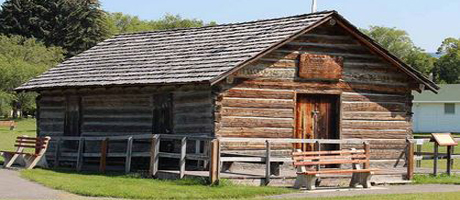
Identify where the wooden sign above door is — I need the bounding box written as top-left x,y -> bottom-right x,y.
298,54 -> 343,80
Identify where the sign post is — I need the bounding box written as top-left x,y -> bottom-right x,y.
431,133 -> 458,176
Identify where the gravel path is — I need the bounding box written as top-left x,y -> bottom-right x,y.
0,169 -> 103,200
267,184 -> 460,199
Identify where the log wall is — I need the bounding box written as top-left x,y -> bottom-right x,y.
215,23 -> 416,160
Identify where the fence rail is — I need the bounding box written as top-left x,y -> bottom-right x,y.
49,135 -> 460,185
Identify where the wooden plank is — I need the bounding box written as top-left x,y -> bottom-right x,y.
293,154 -> 367,161
265,140 -> 271,186
294,159 -> 368,166
99,138 -> 108,173
434,143 -> 438,175
76,138 -> 85,172
364,142 -> 371,169
447,146 -> 453,176
125,137 -> 133,174
180,137 -> 187,179
209,139 -> 220,185
292,149 -> 365,156
299,53 -> 343,80
300,169 -> 374,175
406,140 -> 414,180
149,135 -> 160,177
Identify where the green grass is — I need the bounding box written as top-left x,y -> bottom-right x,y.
21,169 -> 293,199
413,174 -> 460,185
0,118 -> 37,162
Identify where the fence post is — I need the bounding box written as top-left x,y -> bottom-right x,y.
433,142 -> 439,176
447,145 -> 453,176
179,137 -> 187,179
76,138 -> 85,172
99,138 -> 109,173
265,140 -> 271,186
125,137 -> 133,174
364,142 -> 371,169
149,135 -> 160,177
209,139 -> 220,185
406,140 -> 414,180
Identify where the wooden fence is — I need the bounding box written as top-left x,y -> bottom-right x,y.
52,134 -> 214,176
49,136 -> 460,185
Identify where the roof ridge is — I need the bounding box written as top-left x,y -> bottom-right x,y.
115,10 -> 337,36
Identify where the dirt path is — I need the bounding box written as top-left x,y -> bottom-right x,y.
0,169 -> 102,200
267,184 -> 460,199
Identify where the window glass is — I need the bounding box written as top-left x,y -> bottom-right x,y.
445,103 -> 455,114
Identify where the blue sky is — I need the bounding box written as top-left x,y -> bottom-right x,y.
1,0 -> 459,52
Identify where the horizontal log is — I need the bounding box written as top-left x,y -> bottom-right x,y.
234,66 -> 296,79
173,115 -> 212,124
82,107 -> 152,115
230,79 -> 410,94
342,102 -> 406,112
341,120 -> 411,130
341,129 -> 408,139
217,127 -> 293,138
253,59 -> 297,68
341,92 -> 408,103
222,88 -> 295,99
221,107 -> 293,118
221,98 -> 294,109
221,117 -> 294,128
342,112 -> 407,121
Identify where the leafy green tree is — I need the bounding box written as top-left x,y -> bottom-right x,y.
361,26 -> 435,76
106,12 -> 217,35
0,35 -> 64,117
433,38 -> 460,83
0,0 -> 109,57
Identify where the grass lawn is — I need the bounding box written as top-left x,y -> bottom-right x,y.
413,174 -> 460,185
20,170 -> 460,200
21,169 -> 293,199
0,118 -> 37,163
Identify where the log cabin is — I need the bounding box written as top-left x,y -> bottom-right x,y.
17,11 -> 438,170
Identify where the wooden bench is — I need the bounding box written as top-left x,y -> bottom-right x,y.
0,120 -> 16,130
1,136 -> 51,169
292,143 -> 377,190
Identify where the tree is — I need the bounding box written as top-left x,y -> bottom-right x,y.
0,35 -> 64,117
106,12 -> 217,35
0,0 -> 110,57
433,38 -> 460,83
361,26 -> 435,76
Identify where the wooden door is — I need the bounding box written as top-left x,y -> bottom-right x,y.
295,94 -> 339,151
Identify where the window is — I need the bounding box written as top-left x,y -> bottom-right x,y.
444,103 -> 455,115
152,93 -> 173,134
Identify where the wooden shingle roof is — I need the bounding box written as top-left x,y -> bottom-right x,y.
17,10 -> 438,92
17,11 -> 335,91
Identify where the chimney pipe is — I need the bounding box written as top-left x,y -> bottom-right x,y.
311,0 -> 317,13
